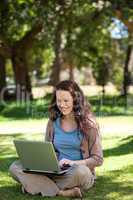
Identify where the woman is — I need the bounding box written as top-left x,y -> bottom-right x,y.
9,80 -> 103,198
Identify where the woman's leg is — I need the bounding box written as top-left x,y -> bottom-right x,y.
9,160 -> 59,197
58,186 -> 82,197
53,164 -> 94,191
9,161 -> 93,198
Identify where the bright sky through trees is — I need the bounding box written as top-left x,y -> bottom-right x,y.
109,18 -> 128,39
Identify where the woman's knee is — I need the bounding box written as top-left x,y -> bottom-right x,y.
72,164 -> 94,190
9,160 -> 22,182
9,162 -> 15,175
72,164 -> 91,178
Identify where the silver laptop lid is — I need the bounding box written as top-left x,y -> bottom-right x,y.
14,140 -> 60,173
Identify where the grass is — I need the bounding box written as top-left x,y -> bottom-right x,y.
0,93 -> 133,199
0,116 -> 133,200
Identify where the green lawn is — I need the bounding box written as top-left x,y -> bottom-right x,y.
0,116 -> 133,200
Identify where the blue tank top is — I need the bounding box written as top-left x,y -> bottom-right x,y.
53,118 -> 83,161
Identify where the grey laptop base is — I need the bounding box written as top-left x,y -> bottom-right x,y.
22,169 -> 67,176
14,140 -> 70,175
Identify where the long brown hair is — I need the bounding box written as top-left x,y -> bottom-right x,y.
48,80 -> 98,136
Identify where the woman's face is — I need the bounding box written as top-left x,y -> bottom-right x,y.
56,90 -> 73,116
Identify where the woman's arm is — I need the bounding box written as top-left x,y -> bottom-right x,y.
85,127 -> 103,169
45,119 -> 54,142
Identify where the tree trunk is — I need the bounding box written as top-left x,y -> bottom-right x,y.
0,55 -> 6,99
48,23 -> 63,86
128,47 -> 133,84
11,23 -> 43,100
122,44 -> 132,97
12,48 -> 33,101
102,84 -> 105,101
69,64 -> 74,81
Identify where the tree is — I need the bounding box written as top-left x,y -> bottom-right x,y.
122,41 -> 132,102
48,0 -> 74,85
0,56 -> 6,97
48,19 -> 64,85
91,0 -> 133,97
11,22 -> 42,99
0,0 -> 44,99
114,3 -> 133,97
0,0 -> 132,96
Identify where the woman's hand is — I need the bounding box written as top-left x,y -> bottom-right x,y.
59,158 -> 88,168
59,158 -> 75,168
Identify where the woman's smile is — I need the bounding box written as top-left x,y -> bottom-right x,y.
56,90 -> 74,116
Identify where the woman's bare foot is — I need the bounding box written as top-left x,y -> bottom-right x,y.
21,186 -> 27,194
58,187 -> 82,198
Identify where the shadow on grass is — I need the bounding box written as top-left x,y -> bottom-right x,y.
0,134 -> 28,164
0,134 -> 26,156
103,136 -> 133,157
0,133 -> 133,199
84,165 -> 133,200
0,162 -> 133,200
0,133 -> 26,139
121,135 -> 133,141
0,156 -> 17,172
0,185 -> 45,200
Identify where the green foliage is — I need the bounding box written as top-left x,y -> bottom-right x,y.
6,59 -> 13,78
0,98 -> 50,120
0,0 -> 132,88
27,47 -> 54,79
0,0 -> 37,41
88,94 -> 133,116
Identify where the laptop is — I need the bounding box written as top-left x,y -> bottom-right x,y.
13,140 -> 70,175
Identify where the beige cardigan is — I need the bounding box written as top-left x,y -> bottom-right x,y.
45,119 -> 103,175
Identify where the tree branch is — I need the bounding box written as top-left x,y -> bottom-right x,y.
14,22 -> 43,50
0,35 -> 11,58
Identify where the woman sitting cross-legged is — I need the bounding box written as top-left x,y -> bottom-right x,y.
9,80 -> 103,198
